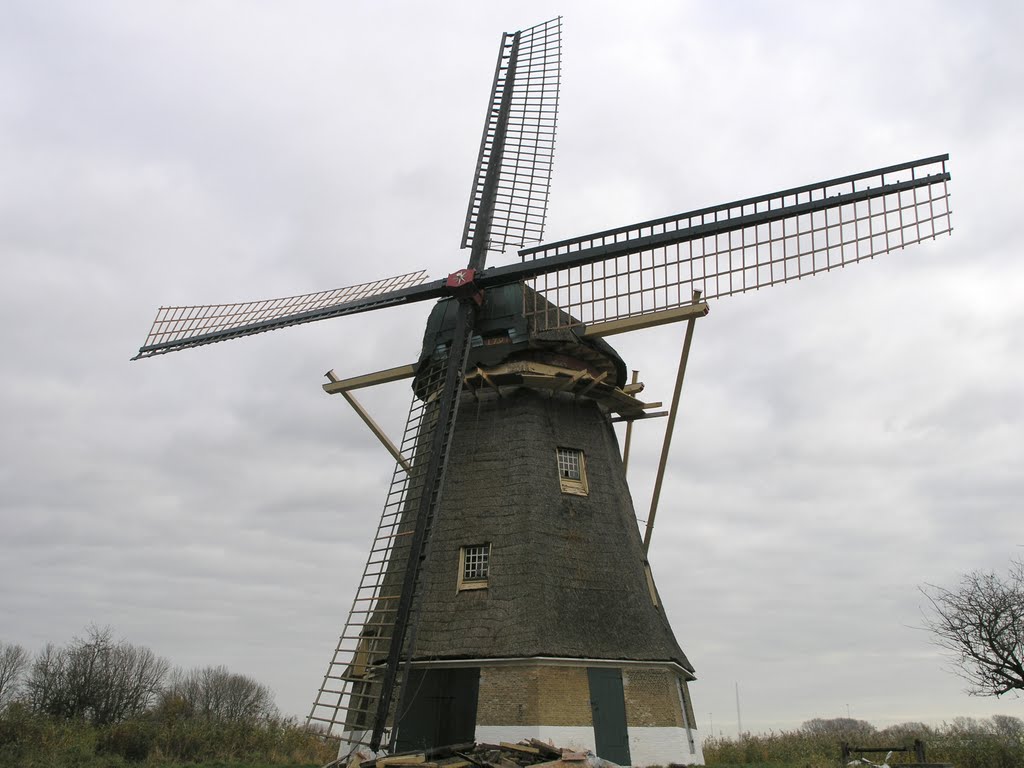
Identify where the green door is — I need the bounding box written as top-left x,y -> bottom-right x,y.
587,667 -> 631,765
395,667 -> 479,752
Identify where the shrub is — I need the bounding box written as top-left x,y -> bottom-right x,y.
96,719 -> 157,762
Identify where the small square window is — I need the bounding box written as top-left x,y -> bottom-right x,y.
458,544 -> 490,591
556,447 -> 588,496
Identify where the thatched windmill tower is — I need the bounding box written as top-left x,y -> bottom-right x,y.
133,17 -> 951,767
345,284 -> 700,764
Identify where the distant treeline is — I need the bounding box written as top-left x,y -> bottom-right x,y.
0,626 -> 335,766
705,715 -> 1024,768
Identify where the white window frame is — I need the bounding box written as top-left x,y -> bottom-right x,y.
458,544 -> 490,591
556,447 -> 588,496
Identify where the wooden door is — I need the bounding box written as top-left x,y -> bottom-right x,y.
587,667 -> 631,765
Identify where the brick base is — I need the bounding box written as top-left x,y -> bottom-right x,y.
469,660 -> 702,766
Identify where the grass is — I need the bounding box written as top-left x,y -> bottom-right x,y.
3,707 -> 1023,768
703,717 -> 1024,768
0,705 -> 337,768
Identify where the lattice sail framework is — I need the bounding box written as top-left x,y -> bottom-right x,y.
308,343 -> 468,749
461,17 -> 561,256
134,270 -> 431,359
520,155 -> 952,330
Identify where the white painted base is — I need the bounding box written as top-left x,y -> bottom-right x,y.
474,725 -> 704,766
628,726 -> 704,766
475,725 -> 595,753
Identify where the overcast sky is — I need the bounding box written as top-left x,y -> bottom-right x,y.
1,0 -> 1021,737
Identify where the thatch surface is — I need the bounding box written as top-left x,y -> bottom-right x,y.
409,386 -> 692,670
416,285 -> 628,391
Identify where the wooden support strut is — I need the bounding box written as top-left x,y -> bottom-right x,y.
622,370 -> 639,473
324,371 -> 413,474
643,290 -> 704,554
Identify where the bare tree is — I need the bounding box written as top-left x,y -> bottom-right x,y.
24,642 -> 68,717
24,625 -> 170,723
163,664 -> 277,722
0,641 -> 30,710
921,558 -> 1024,697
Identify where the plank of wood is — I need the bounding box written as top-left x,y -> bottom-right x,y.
378,754 -> 426,766
499,743 -> 540,755
323,364 -> 417,393
527,739 -> 562,759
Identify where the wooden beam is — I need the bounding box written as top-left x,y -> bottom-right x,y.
323,363 -> 416,394
478,367 -> 501,395
623,380 -> 645,395
644,290 -> 702,554
339,391 -> 412,474
576,370 -> 608,397
554,368 -> 588,391
583,302 -> 709,338
622,370 -> 639,473
611,410 -> 668,423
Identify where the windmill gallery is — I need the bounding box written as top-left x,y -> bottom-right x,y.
133,18 -> 952,767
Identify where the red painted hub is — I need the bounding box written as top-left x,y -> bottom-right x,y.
445,268 -> 484,306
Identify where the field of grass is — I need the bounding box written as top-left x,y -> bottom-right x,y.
703,717 -> 1024,768
3,708 -> 1022,768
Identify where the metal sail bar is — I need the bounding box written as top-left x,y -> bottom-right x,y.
133,271 -> 439,359
461,17 -> 561,258
512,155 -> 952,330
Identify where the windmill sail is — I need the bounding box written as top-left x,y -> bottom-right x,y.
312,20 -> 564,751
133,156 -> 950,360
308,335 -> 470,749
514,155 -> 952,330
461,17 -> 561,258
133,270 -> 439,359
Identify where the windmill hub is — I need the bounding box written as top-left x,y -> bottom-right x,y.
445,268 -> 484,306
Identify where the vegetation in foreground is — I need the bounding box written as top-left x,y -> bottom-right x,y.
3,628 -> 1023,767
0,627 -> 335,767
0,703 -> 334,767
703,715 -> 1024,768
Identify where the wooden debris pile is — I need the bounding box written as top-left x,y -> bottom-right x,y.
346,740 -> 610,768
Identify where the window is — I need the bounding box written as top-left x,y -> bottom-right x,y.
458,544 -> 490,591
556,447 -> 588,496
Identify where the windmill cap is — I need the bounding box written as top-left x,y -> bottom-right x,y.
415,283 -> 627,395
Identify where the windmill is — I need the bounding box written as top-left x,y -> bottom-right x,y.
133,17 -> 952,766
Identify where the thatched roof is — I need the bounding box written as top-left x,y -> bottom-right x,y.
407,386 -> 692,670
415,283 -> 628,395
360,285 -> 694,676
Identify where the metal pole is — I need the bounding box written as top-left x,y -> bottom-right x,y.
735,681 -> 743,737
643,290 -> 702,553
